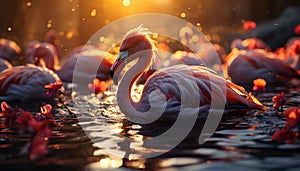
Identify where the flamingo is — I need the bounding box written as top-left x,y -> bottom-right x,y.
0,64 -> 61,102
110,26 -> 264,121
27,42 -> 115,83
0,38 -> 22,65
27,42 -> 59,71
56,48 -> 115,83
226,49 -> 300,88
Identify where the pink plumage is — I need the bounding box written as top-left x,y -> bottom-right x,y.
227,49 -> 300,87
0,65 -> 61,102
110,26 -> 264,120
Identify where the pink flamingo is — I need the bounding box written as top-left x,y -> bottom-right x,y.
110,26 -> 264,120
0,65 -> 61,102
27,42 -> 59,71
226,49 -> 300,87
27,43 -> 115,83
56,48 -> 115,83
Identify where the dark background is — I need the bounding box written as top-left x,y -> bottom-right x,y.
1,0 -> 300,57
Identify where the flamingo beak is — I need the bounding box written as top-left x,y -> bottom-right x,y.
110,51 -> 128,85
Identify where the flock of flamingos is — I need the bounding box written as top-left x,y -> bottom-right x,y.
0,22 -> 300,160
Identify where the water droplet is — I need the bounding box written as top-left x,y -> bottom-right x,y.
71,8 -> 75,12
123,0 -> 131,7
26,1 -> 32,7
180,12 -> 186,18
90,9 -> 97,17
82,17 -> 85,21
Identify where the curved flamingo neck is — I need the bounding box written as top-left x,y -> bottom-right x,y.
117,49 -> 152,118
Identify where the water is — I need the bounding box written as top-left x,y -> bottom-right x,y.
0,85 -> 300,171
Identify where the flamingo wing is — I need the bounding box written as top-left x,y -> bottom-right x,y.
137,65 -> 263,118
228,50 -> 300,86
0,65 -> 60,102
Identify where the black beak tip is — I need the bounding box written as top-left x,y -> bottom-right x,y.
109,69 -> 114,79
110,69 -> 118,85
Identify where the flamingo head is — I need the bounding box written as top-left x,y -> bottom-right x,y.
110,25 -> 155,85
45,30 -> 60,45
29,43 -> 57,70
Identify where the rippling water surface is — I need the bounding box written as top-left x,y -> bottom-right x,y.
1,84 -> 300,171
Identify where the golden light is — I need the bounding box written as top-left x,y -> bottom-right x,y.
66,30 -> 75,39
47,20 -> 52,28
90,9 -> 97,17
7,27 -> 12,32
122,0 -> 131,7
98,157 -> 123,168
180,12 -> 186,18
112,123 -> 123,134
288,111 -> 297,119
99,36 -> 105,42
26,1 -> 32,7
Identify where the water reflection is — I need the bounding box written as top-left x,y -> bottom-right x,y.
1,86 -> 300,170
79,86 -> 300,170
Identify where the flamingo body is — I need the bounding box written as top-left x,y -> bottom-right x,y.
139,65 -> 263,115
227,49 -> 300,87
110,26 -> 264,121
56,49 -> 115,83
0,65 -> 60,102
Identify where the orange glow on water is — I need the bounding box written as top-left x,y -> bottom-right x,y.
98,157 -> 123,168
